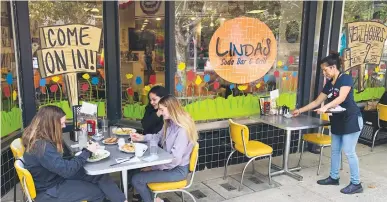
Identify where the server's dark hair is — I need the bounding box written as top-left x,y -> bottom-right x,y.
320,51 -> 343,71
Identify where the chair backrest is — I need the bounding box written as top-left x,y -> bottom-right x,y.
321,113 -> 330,130
187,143 -> 199,188
189,143 -> 199,172
377,103 -> 387,122
228,119 -> 249,146
321,113 -> 329,121
11,138 -> 25,159
14,158 -> 36,200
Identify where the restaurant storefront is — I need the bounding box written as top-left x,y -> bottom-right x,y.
1,0 -> 386,197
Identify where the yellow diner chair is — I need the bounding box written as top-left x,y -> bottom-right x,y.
224,119 -> 273,191
372,103 -> 387,151
15,158 -> 36,202
297,113 -> 343,175
148,143 -> 199,202
11,138 -> 25,201
11,138 -> 25,159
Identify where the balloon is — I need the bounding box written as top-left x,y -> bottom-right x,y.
176,83 -> 183,92
135,76 -> 142,85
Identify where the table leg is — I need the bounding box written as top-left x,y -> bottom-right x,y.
122,170 -> 128,199
283,130 -> 303,181
297,129 -> 302,153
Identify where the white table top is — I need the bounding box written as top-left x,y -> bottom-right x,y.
62,133 -> 174,175
249,114 -> 330,131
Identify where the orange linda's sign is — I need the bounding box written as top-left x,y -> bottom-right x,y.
209,17 -> 277,84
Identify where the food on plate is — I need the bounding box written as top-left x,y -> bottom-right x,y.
114,128 -> 136,135
121,143 -> 135,152
89,152 -> 104,160
104,137 -> 118,144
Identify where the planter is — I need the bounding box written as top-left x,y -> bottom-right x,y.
354,87 -> 385,102
1,107 -> 22,137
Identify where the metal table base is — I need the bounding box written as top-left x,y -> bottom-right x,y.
270,130 -> 303,181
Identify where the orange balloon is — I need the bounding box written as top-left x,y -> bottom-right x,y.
209,17 -> 277,84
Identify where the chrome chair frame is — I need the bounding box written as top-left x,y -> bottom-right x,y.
297,124 -> 343,175
372,106 -> 385,152
223,125 -> 272,191
152,145 -> 199,202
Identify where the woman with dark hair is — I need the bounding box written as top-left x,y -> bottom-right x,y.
293,52 -> 364,194
141,85 -> 168,134
23,106 -> 127,202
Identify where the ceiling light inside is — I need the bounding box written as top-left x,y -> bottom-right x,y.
156,17 -> 161,21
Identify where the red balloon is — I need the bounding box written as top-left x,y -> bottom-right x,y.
213,81 -> 220,90
3,85 -> 10,98
127,88 -> 134,96
187,70 -> 196,82
288,56 -> 294,65
274,71 -> 280,78
381,64 -> 386,69
81,83 -> 89,92
50,85 -> 58,93
149,74 -> 156,85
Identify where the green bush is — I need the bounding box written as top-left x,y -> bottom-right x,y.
1,107 -> 22,137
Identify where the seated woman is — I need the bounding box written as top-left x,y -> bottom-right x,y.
22,106 -> 127,202
141,85 -> 168,135
130,95 -> 198,202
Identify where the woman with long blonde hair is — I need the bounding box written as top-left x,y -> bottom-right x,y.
130,95 -> 198,202
22,106 -> 127,202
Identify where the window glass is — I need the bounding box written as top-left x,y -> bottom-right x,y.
29,1 -> 105,119
1,1 -> 22,137
340,1 -> 387,102
174,1 -> 303,121
119,1 -> 166,119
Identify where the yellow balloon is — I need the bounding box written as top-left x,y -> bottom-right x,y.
277,61 -> 283,67
195,75 -> 202,85
144,85 -> 151,92
282,77 -> 286,81
126,74 -> 133,79
375,67 -> 380,73
256,83 -> 261,88
238,85 -> 248,91
365,74 -> 368,80
82,73 -> 90,80
12,90 -> 17,101
379,74 -> 384,79
178,62 -> 186,71
52,76 -> 60,83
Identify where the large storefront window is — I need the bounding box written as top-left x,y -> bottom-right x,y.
174,1 -> 303,121
119,1 -> 166,119
29,1 -> 105,119
1,1 -> 22,137
340,1 -> 387,103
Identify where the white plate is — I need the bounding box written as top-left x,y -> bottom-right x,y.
102,139 -> 118,145
113,127 -> 137,136
76,149 -> 110,163
118,143 -> 148,154
327,106 -> 346,113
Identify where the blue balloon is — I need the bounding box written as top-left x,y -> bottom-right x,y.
176,83 -> 183,92
292,72 -> 298,77
230,84 -> 235,90
6,73 -> 13,85
91,77 -> 99,85
263,75 -> 270,83
204,74 -> 210,83
283,66 -> 289,71
135,76 -> 142,85
39,79 -> 46,87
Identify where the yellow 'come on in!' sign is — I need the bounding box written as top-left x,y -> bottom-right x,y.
209,17 -> 277,84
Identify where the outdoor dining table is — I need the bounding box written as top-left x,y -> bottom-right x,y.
249,114 -> 329,181
62,132 -> 174,199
